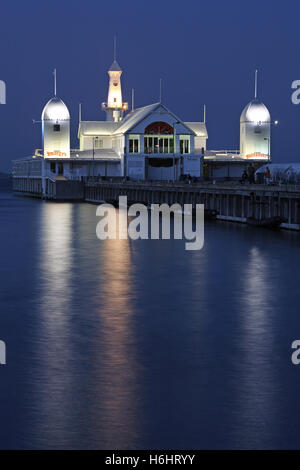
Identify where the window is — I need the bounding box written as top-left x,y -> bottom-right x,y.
180,138 -> 190,154
53,124 -> 60,132
144,136 -> 173,154
50,162 -> 56,173
145,122 -> 173,135
254,124 -> 262,134
144,122 -> 175,154
58,163 -> 63,175
94,138 -> 103,149
129,136 -> 139,154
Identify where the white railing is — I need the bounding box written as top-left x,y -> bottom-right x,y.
45,171 -> 56,183
205,150 -> 240,156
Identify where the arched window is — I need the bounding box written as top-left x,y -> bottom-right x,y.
144,122 -> 174,154
145,122 -> 173,135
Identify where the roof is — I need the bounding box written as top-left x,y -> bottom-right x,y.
112,102 -> 196,135
112,103 -> 160,134
240,99 -> 270,123
79,121 -> 120,136
185,122 -> 208,138
42,97 -> 70,121
78,103 -> 200,138
109,60 -> 122,72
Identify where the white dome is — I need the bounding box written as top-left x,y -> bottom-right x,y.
42,97 -> 70,121
240,100 -> 270,123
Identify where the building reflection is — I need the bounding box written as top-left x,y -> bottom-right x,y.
31,202 -> 75,448
232,246 -> 280,448
92,207 -> 141,449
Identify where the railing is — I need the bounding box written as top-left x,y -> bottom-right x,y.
45,171 -> 56,183
84,178 -> 300,193
205,150 -> 240,155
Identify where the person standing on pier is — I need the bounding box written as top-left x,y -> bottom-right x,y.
247,165 -> 255,184
265,166 -> 271,185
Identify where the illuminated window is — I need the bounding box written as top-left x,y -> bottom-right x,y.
144,136 -> 174,154
145,122 -> 173,135
144,122 -> 175,154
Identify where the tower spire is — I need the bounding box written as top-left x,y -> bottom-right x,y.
254,69 -> 258,100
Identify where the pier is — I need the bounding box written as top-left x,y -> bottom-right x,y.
12,178 -> 300,230
85,180 -> 300,231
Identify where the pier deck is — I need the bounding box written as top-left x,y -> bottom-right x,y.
85,181 -> 300,230
12,177 -> 300,230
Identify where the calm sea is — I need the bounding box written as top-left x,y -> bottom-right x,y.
0,182 -> 300,449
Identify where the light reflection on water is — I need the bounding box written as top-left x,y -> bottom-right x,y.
1,192 -> 300,449
29,204 -> 141,449
31,203 -> 75,447
93,229 -> 140,449
231,246 -> 280,448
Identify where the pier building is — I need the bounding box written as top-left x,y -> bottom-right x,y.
13,50 -> 273,195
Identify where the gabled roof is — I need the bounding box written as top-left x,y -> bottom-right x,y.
113,102 -> 196,135
185,122 -> 208,138
112,103 -> 160,135
78,121 -> 120,137
78,103 -> 201,138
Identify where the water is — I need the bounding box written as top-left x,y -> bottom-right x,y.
0,184 -> 300,449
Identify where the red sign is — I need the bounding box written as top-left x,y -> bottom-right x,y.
47,151 -> 67,157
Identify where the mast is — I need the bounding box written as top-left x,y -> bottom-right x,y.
54,68 -> 57,97
254,69 -> 258,99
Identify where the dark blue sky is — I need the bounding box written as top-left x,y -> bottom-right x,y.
0,0 -> 300,171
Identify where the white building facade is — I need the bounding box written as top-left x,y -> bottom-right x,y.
78,101 -> 207,181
